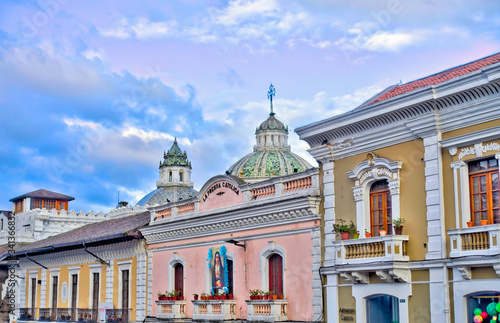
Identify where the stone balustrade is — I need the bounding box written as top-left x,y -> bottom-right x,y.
448,224 -> 500,258
177,203 -> 195,214
251,185 -> 276,199
246,300 -> 288,322
155,300 -> 186,320
284,176 -> 312,192
333,235 -> 409,265
192,300 -> 236,321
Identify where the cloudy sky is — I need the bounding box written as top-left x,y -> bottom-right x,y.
1,0 -> 499,212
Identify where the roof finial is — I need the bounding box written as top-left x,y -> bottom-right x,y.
267,83 -> 276,116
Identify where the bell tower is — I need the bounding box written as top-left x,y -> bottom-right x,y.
157,138 -> 193,189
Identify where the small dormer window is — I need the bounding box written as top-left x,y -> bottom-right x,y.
179,171 -> 183,182
271,135 -> 274,145
169,171 -> 173,182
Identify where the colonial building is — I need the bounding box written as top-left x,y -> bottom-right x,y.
296,53 -> 500,322
1,189 -> 107,244
14,211 -> 150,322
141,87 -> 324,322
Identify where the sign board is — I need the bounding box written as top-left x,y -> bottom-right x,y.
99,302 -> 113,321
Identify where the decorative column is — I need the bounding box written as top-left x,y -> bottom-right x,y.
352,186 -> 366,238
451,161 -> 465,228
323,160 -> 336,267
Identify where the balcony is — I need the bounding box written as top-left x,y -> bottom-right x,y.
245,300 -> 288,322
19,308 -> 99,322
105,309 -> 130,323
18,308 -> 34,321
448,224 -> 500,258
333,235 -> 409,265
155,300 -> 186,320
192,299 -> 237,321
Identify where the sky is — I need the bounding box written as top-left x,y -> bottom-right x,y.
1,0 -> 499,212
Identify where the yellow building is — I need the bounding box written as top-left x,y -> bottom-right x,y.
15,211 -> 150,323
296,53 -> 500,322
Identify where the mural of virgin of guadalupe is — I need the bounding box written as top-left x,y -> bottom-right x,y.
212,251 -> 225,289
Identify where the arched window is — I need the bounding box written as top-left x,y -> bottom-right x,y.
366,294 -> 399,323
179,171 -> 184,182
268,254 -> 283,294
469,158 -> 499,225
169,171 -> 173,182
370,180 -> 392,236
271,135 -> 274,145
174,263 -> 183,296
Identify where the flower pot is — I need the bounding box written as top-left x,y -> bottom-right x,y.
340,232 -> 350,240
194,295 -> 198,300
481,220 -> 488,226
263,295 -> 268,300
379,230 -> 387,236
179,296 -> 184,301
272,295 -> 278,300
229,295 -> 234,300
394,226 -> 403,235
352,233 -> 360,239
258,295 -> 263,300
467,221 -> 473,227
209,296 -> 214,300
221,295 -> 227,300
365,232 -> 371,238
278,294 -> 284,299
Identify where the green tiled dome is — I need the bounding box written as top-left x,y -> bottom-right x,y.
160,138 -> 191,168
227,149 -> 312,180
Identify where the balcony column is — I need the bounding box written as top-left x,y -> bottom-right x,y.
353,186 -> 366,238
451,161 -> 465,228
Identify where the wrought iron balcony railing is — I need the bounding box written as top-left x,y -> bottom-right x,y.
105,308 -> 130,323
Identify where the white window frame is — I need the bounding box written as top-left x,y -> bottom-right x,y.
28,270 -> 38,309
347,155 -> 403,236
259,242 -> 286,294
89,264 -> 102,309
352,283 -> 411,323
49,268 -> 60,309
167,253 -> 185,293
117,260 -> 132,310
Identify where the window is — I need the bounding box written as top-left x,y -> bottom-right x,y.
169,171 -> 173,182
179,171 -> 183,182
122,270 -> 129,310
227,260 -> 234,295
52,276 -> 58,311
31,278 -> 36,317
31,199 -> 56,210
370,181 -> 392,236
92,273 -> 99,311
71,274 -> 77,310
269,254 -> 283,294
466,291 -> 500,323
469,158 -> 500,225
174,263 -> 183,297
366,294 -> 399,323
15,200 -> 23,213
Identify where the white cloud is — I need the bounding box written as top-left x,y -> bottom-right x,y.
82,48 -> 104,61
99,17 -> 177,40
121,127 -> 174,142
64,118 -> 101,130
215,0 -> 278,26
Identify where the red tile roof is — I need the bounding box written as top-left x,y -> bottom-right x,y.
16,211 -> 150,254
365,52 -> 500,106
9,189 -> 75,202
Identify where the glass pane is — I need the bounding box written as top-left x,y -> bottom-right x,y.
492,173 -> 499,190
372,211 -> 378,225
386,194 -> 391,207
366,295 -> 399,323
387,208 -> 392,218
372,196 -> 377,207
474,212 -> 480,225
489,158 -> 498,168
481,194 -> 487,209
467,291 -> 499,323
482,211 -> 488,220
378,196 -> 383,209
494,209 -> 499,224
379,211 -> 383,224
493,192 -> 499,208
474,195 -> 480,211
480,160 -> 488,170
469,161 -> 480,173
480,176 -> 487,192
373,226 -> 379,236
473,177 -> 479,193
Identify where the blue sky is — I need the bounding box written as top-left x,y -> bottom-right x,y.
1,0 -> 499,212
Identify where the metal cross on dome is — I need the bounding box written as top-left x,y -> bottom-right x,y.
267,83 -> 276,116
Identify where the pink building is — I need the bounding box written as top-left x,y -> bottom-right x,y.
141,90 -> 323,322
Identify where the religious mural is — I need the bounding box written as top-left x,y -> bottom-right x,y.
208,246 -> 229,293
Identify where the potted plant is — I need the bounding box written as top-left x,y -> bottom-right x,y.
352,230 -> 360,239
201,292 -> 207,300
178,290 -> 184,300
264,291 -> 273,300
228,293 -> 234,300
278,293 -> 284,299
258,290 -> 264,300
333,219 -> 355,240
221,291 -> 227,300
480,218 -> 488,226
270,291 -> 278,300
365,229 -> 371,238
193,293 -> 199,301
467,221 -> 474,227
379,226 -> 387,236
393,218 -> 406,235
249,289 -> 258,300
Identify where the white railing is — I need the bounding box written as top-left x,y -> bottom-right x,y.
448,224 -> 500,258
155,300 -> 186,320
245,300 -> 288,322
192,300 -> 236,321
333,235 -> 409,265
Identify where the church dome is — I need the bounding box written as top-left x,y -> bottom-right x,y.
226,84 -> 312,182
136,187 -> 198,206
227,150 -> 312,180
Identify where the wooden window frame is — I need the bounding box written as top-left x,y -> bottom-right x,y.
174,263 -> 183,297
469,158 -> 499,225
268,254 -> 283,295
370,182 -> 392,236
